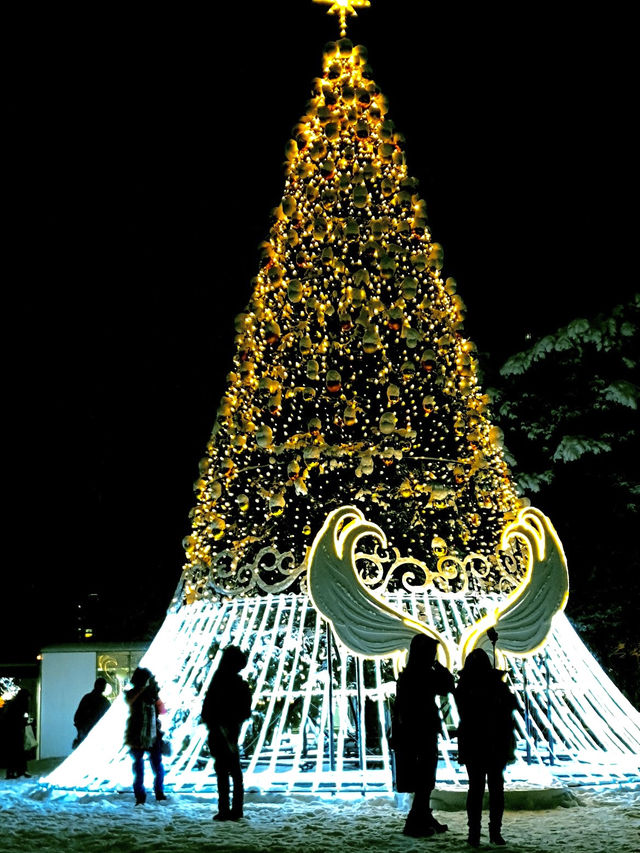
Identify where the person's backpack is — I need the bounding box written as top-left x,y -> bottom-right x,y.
139,700 -> 157,751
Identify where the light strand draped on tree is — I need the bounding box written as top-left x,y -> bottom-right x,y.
180,35 -> 525,605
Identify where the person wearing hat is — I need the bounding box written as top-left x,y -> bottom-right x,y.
392,633 -> 455,837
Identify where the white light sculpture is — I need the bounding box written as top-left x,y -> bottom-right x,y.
46,507 -> 640,795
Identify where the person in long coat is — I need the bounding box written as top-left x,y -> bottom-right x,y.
392,634 -> 455,837
3,689 -> 31,779
455,648 -> 518,847
201,645 -> 252,821
73,677 -> 110,747
125,667 -> 167,805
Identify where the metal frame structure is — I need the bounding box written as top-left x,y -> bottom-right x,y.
45,591 -> 640,795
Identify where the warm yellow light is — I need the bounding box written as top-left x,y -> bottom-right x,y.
308,506 -> 452,668
313,0 -> 371,36
458,507 -> 569,665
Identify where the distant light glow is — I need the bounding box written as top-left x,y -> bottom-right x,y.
0,678 -> 20,707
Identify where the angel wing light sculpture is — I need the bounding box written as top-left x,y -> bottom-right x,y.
308,504 -> 569,669
458,507 -> 569,666
307,505 -> 449,666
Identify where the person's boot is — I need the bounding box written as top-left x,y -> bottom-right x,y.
402,811 -> 435,838
425,809 -> 448,833
489,824 -> 506,845
214,773 -> 231,821
467,820 -> 481,848
230,785 -> 244,820
135,793 -> 146,806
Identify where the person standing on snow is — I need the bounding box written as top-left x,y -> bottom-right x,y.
3,689 -> 31,779
391,634 -> 455,837
73,677 -> 110,747
201,645 -> 252,822
455,648 -> 517,847
124,667 -> 167,805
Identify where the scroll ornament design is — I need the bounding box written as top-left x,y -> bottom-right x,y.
182,519 -> 523,604
182,546 -> 308,603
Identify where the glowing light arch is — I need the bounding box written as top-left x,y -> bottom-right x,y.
44,506 -> 640,796
44,590 -> 640,796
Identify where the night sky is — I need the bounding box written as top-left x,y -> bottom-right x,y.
4,2 -> 636,660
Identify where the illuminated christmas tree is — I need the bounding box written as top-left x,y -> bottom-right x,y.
47,3 -> 640,797
180,33 -> 524,607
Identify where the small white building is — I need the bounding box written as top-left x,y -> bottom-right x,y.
39,642 -> 148,759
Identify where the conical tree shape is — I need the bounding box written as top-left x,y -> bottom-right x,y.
180,37 -> 522,605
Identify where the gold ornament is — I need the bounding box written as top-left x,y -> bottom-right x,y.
379,412 -> 397,434
422,395 -> 435,415
360,453 -> 374,475
387,307 -> 403,331
362,327 -> 381,353
420,350 -> 437,373
386,384 -> 400,405
401,361 -> 416,380
269,495 -> 286,516
431,536 -> 448,557
399,479 -> 413,498
288,460 -> 301,480
326,370 -> 342,393
304,446 -> 321,466
256,425 -> 274,448
287,280 -> 303,302
207,516 -> 226,540
308,417 -> 322,436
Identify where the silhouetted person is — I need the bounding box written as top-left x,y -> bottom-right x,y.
201,645 -> 252,821
392,634 -> 455,837
125,667 -> 167,805
4,689 -> 31,779
455,648 -> 517,847
73,677 -> 110,747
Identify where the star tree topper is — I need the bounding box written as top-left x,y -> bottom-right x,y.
313,0 -> 371,37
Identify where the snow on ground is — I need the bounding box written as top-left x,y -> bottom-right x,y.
0,760 -> 638,853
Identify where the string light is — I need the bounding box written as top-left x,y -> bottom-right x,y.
180,36 -> 523,603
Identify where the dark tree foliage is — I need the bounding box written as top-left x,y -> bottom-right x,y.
490,296 -> 640,705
